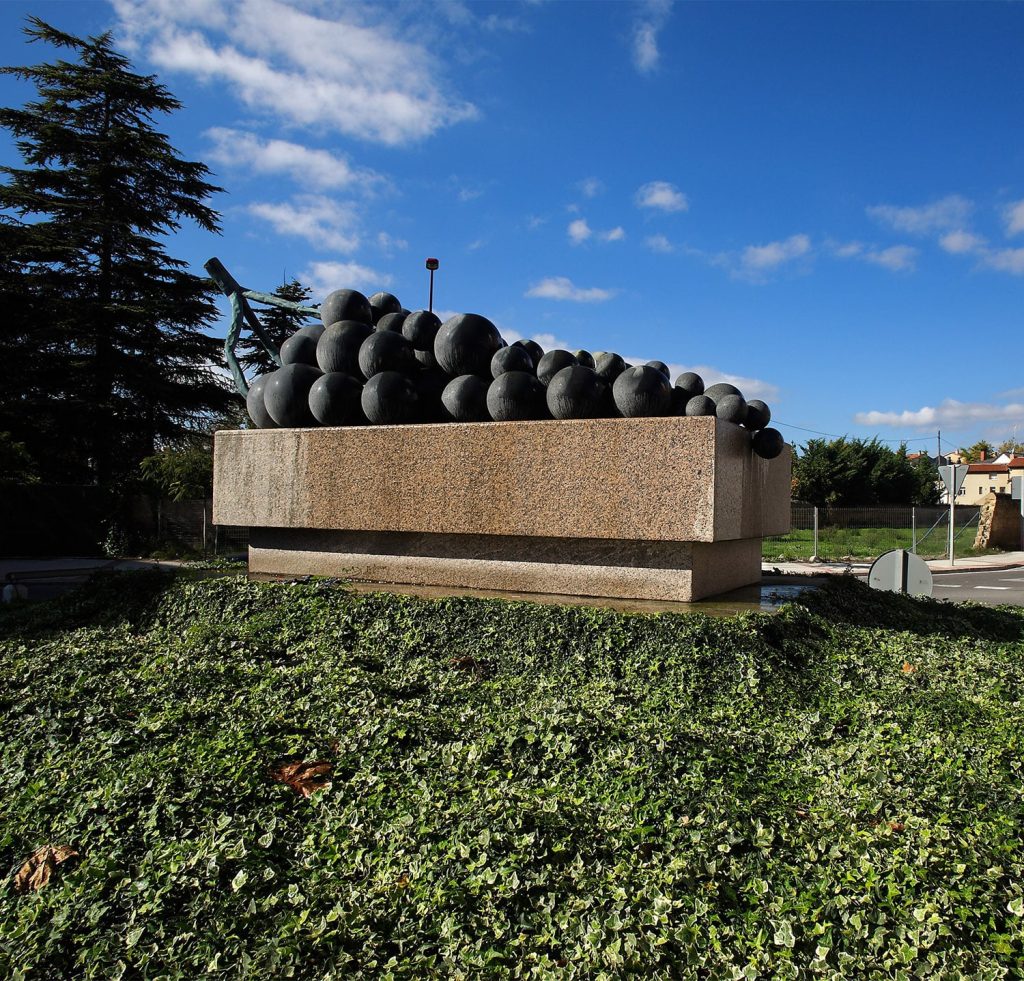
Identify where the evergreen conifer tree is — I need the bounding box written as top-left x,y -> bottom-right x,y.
238,279 -> 315,377
0,18 -> 231,484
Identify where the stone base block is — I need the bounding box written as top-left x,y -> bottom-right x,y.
249,528 -> 763,603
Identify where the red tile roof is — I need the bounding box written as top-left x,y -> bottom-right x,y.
967,463 -> 1009,473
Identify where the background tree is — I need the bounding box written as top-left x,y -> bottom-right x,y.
237,279 -> 314,377
140,443 -> 213,502
793,437 -> 940,508
0,432 -> 40,485
959,440 -> 995,463
910,454 -> 942,506
996,438 -> 1024,457
0,18 -> 231,485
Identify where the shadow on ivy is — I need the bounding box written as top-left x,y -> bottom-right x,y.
794,575 -> 1024,641
0,570 -> 177,638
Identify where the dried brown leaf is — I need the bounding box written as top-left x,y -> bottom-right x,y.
889,821 -> 906,832
902,661 -> 918,674
269,759 -> 333,798
14,844 -> 79,894
449,656 -> 494,678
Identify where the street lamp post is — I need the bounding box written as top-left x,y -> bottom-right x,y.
425,257 -> 439,313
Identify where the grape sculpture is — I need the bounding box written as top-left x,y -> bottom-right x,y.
243,286 -> 785,458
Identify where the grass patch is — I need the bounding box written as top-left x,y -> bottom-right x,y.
763,526 -> 995,562
1,574 -> 1023,977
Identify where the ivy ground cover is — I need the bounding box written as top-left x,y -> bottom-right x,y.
1,574 -> 1023,978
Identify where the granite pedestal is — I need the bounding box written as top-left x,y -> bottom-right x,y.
213,417 -> 791,602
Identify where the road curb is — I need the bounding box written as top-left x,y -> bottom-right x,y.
763,560 -> 1024,579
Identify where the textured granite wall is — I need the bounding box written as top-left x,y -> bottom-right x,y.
213,417 -> 790,543
214,417 -> 791,602
247,529 -> 763,603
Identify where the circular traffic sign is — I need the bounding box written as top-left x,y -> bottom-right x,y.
868,549 -> 933,597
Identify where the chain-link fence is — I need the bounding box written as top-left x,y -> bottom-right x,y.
763,505 -> 984,562
130,498 -> 249,557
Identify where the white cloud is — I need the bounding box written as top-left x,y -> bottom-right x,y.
578,177 -> 605,198
467,238 -> 486,251
247,195 -> 360,253
830,239 -> 916,272
740,234 -> 811,271
205,127 -> 382,191
457,185 -> 484,202
569,219 -> 624,244
376,232 -> 408,254
855,399 -> 1024,429
831,241 -> 863,258
1003,200 -> 1024,237
631,0 -> 673,73
300,260 -> 392,299
862,245 -> 918,272
866,194 -> 973,235
939,230 -> 986,255
481,12 -> 529,33
635,180 -> 688,213
111,0 -> 478,146
525,277 -> 615,303
527,215 -> 547,229
982,248 -> 1024,276
645,234 -> 674,253
568,218 -> 592,244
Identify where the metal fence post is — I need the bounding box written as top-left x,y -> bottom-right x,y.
949,495 -> 955,566
812,507 -> 819,561
911,506 -> 917,553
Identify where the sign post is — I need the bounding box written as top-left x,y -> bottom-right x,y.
1012,476 -> 1024,552
938,464 -> 969,566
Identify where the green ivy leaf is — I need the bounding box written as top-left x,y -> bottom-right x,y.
773,919 -> 796,948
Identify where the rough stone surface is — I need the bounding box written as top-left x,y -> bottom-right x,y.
214,417 -> 790,543
215,417 -> 790,601
974,491 -> 1021,550
247,528 -> 763,602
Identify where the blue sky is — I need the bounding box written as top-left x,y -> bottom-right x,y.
2,0 -> 1023,453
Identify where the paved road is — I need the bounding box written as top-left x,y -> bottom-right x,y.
932,567 -> 1024,606
1,558 -> 180,602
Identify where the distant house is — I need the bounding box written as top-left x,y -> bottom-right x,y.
908,450 -> 958,467
947,456 -> 1024,505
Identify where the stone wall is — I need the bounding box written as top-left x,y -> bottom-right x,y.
214,417 -> 792,602
973,492 -> 1021,549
